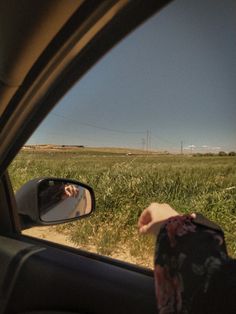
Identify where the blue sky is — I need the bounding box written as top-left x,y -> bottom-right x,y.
28,0 -> 236,153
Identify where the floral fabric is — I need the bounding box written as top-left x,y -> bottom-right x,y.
154,214 -> 228,314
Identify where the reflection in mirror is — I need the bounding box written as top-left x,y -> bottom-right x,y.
38,179 -> 92,222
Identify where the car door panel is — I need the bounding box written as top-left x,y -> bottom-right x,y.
5,237 -> 157,314
6,238 -> 156,314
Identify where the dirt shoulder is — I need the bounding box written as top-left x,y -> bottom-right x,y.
22,226 -> 152,268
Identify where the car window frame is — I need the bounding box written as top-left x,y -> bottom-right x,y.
0,1 -> 172,271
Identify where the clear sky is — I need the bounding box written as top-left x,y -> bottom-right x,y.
28,0 -> 236,153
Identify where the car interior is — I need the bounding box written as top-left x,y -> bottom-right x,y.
0,1 -> 172,313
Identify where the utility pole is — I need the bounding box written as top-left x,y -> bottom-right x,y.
181,141 -> 183,155
149,129 -> 151,152
146,129 -> 149,152
141,138 -> 145,151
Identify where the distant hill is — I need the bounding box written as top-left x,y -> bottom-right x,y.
23,145 -> 166,156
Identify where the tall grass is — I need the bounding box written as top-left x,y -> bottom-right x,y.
9,151 -> 236,268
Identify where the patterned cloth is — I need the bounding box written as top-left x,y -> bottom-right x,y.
154,214 -> 235,314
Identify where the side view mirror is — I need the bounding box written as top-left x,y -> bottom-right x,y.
15,178 -> 95,229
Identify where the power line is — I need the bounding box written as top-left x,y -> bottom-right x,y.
54,113 -> 180,146
53,113 -> 145,134
151,133 -> 177,146
44,113 -> 185,148
33,131 -> 93,143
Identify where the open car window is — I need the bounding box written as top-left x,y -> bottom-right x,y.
9,0 -> 236,269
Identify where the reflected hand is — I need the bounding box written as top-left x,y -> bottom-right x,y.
63,184 -> 79,198
138,203 -> 179,236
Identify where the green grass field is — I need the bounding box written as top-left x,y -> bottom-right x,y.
9,149 -> 236,268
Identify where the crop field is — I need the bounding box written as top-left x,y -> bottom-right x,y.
9,148 -> 236,268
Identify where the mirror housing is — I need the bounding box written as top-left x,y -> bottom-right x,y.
15,178 -> 95,229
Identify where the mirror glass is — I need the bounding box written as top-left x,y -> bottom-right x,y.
38,179 -> 92,222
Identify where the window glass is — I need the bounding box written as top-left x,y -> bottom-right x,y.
9,0 -> 236,269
